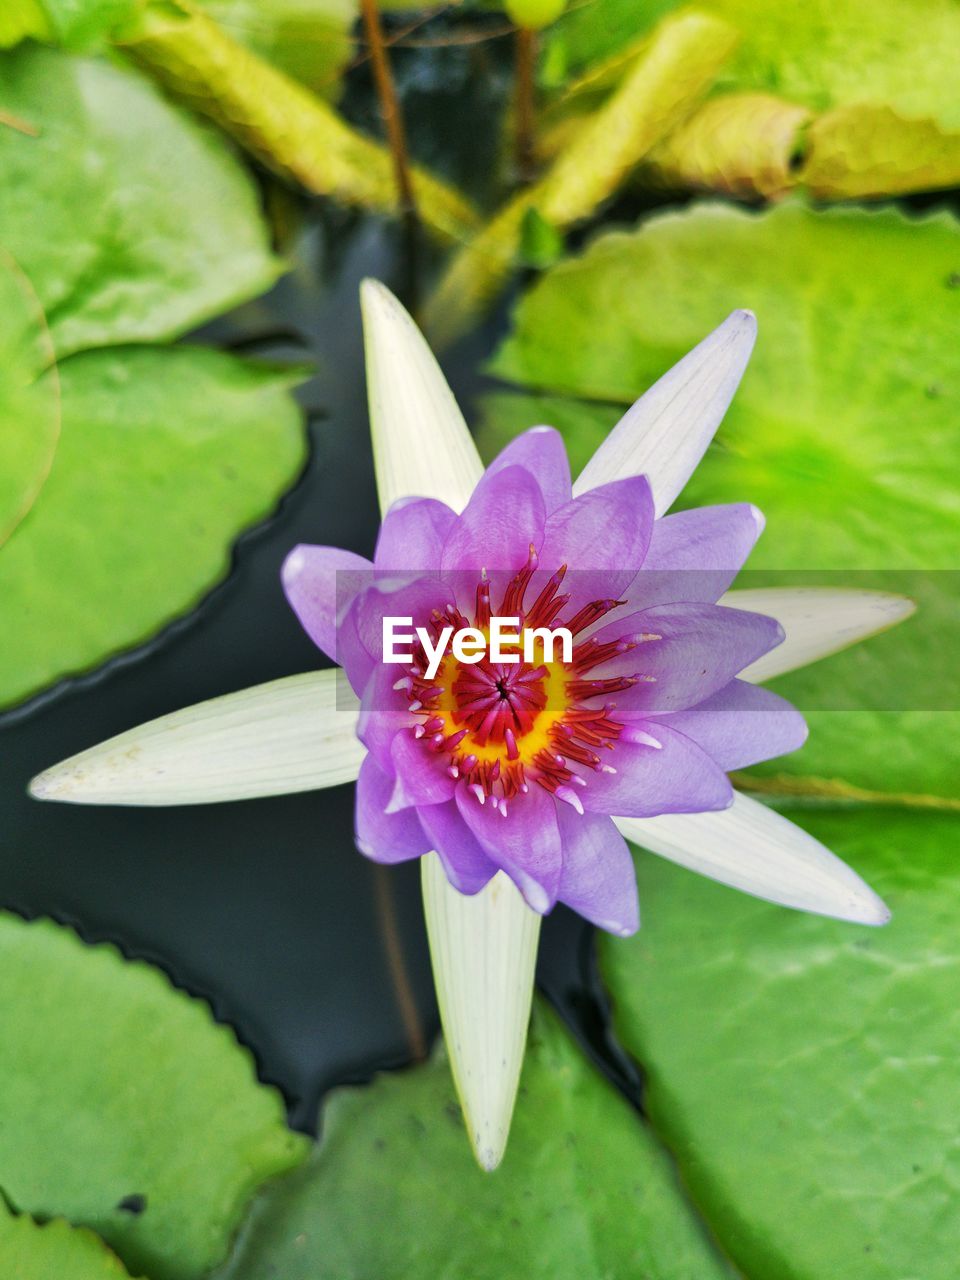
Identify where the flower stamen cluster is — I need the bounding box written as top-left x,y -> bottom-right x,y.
395,547 -> 661,817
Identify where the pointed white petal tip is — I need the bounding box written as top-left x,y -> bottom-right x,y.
361,278 -> 482,516
28,770 -> 66,801
27,671 -> 364,806
573,307 -> 758,513
360,278 -> 414,341
421,858 -> 540,1173
615,792 -> 889,928
859,894 -> 892,928
726,588 -> 917,682
475,1142 -> 504,1173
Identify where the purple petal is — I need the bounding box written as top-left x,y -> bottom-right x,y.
353,576 -> 453,661
441,464 -> 546,573
355,755 -> 431,863
387,730 -> 457,811
340,575 -> 451,698
336,595 -> 378,695
541,475 -> 655,572
281,545 -> 372,662
356,662 -> 411,775
484,426 -> 572,515
418,800 -> 498,895
592,602 -> 785,716
374,497 -> 456,573
455,781 -> 562,913
627,503 -> 765,607
580,724 -> 733,818
556,807 -> 639,936
537,475 -> 655,611
652,680 -> 808,770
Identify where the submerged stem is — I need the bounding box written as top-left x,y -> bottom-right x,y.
359,0 -> 417,217
372,865 -> 428,1062
422,10 -> 738,345
118,0 -> 475,243
515,27 -> 537,182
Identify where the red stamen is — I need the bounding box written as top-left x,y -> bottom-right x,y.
404,559 -> 636,804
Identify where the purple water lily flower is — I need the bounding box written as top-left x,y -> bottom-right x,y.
283,432 -> 805,935
30,280 -> 912,1170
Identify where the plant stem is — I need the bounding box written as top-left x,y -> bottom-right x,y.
515,26 -> 536,182
373,865 -> 428,1062
119,1 -> 476,243
731,771 -> 960,812
360,0 -> 417,217
0,109 -> 38,136
423,11 -> 738,344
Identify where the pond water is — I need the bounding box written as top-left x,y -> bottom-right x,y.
0,36 -> 643,1124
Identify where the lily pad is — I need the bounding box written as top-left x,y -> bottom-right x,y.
550,0 -> 960,133
480,390 -> 619,480
37,0 -> 140,46
801,104 -> 960,199
0,43 -> 282,358
0,2 -> 48,47
0,1201 -> 138,1279
486,202 -> 960,800
0,346 -> 305,710
604,806 -> 960,1280
0,912 -> 308,1280
0,41 -> 306,710
548,0 -> 960,198
0,251 -> 59,547
218,1003 -> 734,1280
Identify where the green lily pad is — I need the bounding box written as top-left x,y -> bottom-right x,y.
0,1202 -> 138,1279
38,0 -> 141,46
480,389 -> 619,480
0,1 -> 48,47
0,251 -> 59,547
550,0 -> 960,133
0,42 -> 306,710
548,0 -> 960,199
486,202 -> 960,800
0,345 -> 305,710
604,806 -> 960,1279
0,44 -> 282,358
218,1003 -> 734,1280
0,912 -> 308,1280
801,104 -> 960,199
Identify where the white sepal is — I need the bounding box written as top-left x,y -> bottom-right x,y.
615,791 -> 890,925
363,279 -> 538,1172
421,855 -> 541,1170
573,309 -> 757,514
361,279 -> 484,516
29,671 -> 364,806
723,587 -> 916,682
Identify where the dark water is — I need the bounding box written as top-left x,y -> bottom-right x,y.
0,26 -> 644,1125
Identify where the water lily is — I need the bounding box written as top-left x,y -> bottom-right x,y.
29,281 -> 912,1170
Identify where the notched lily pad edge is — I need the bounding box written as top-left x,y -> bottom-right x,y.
0,387 -> 315,730
0,908 -> 309,1137
488,197 -> 960,404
